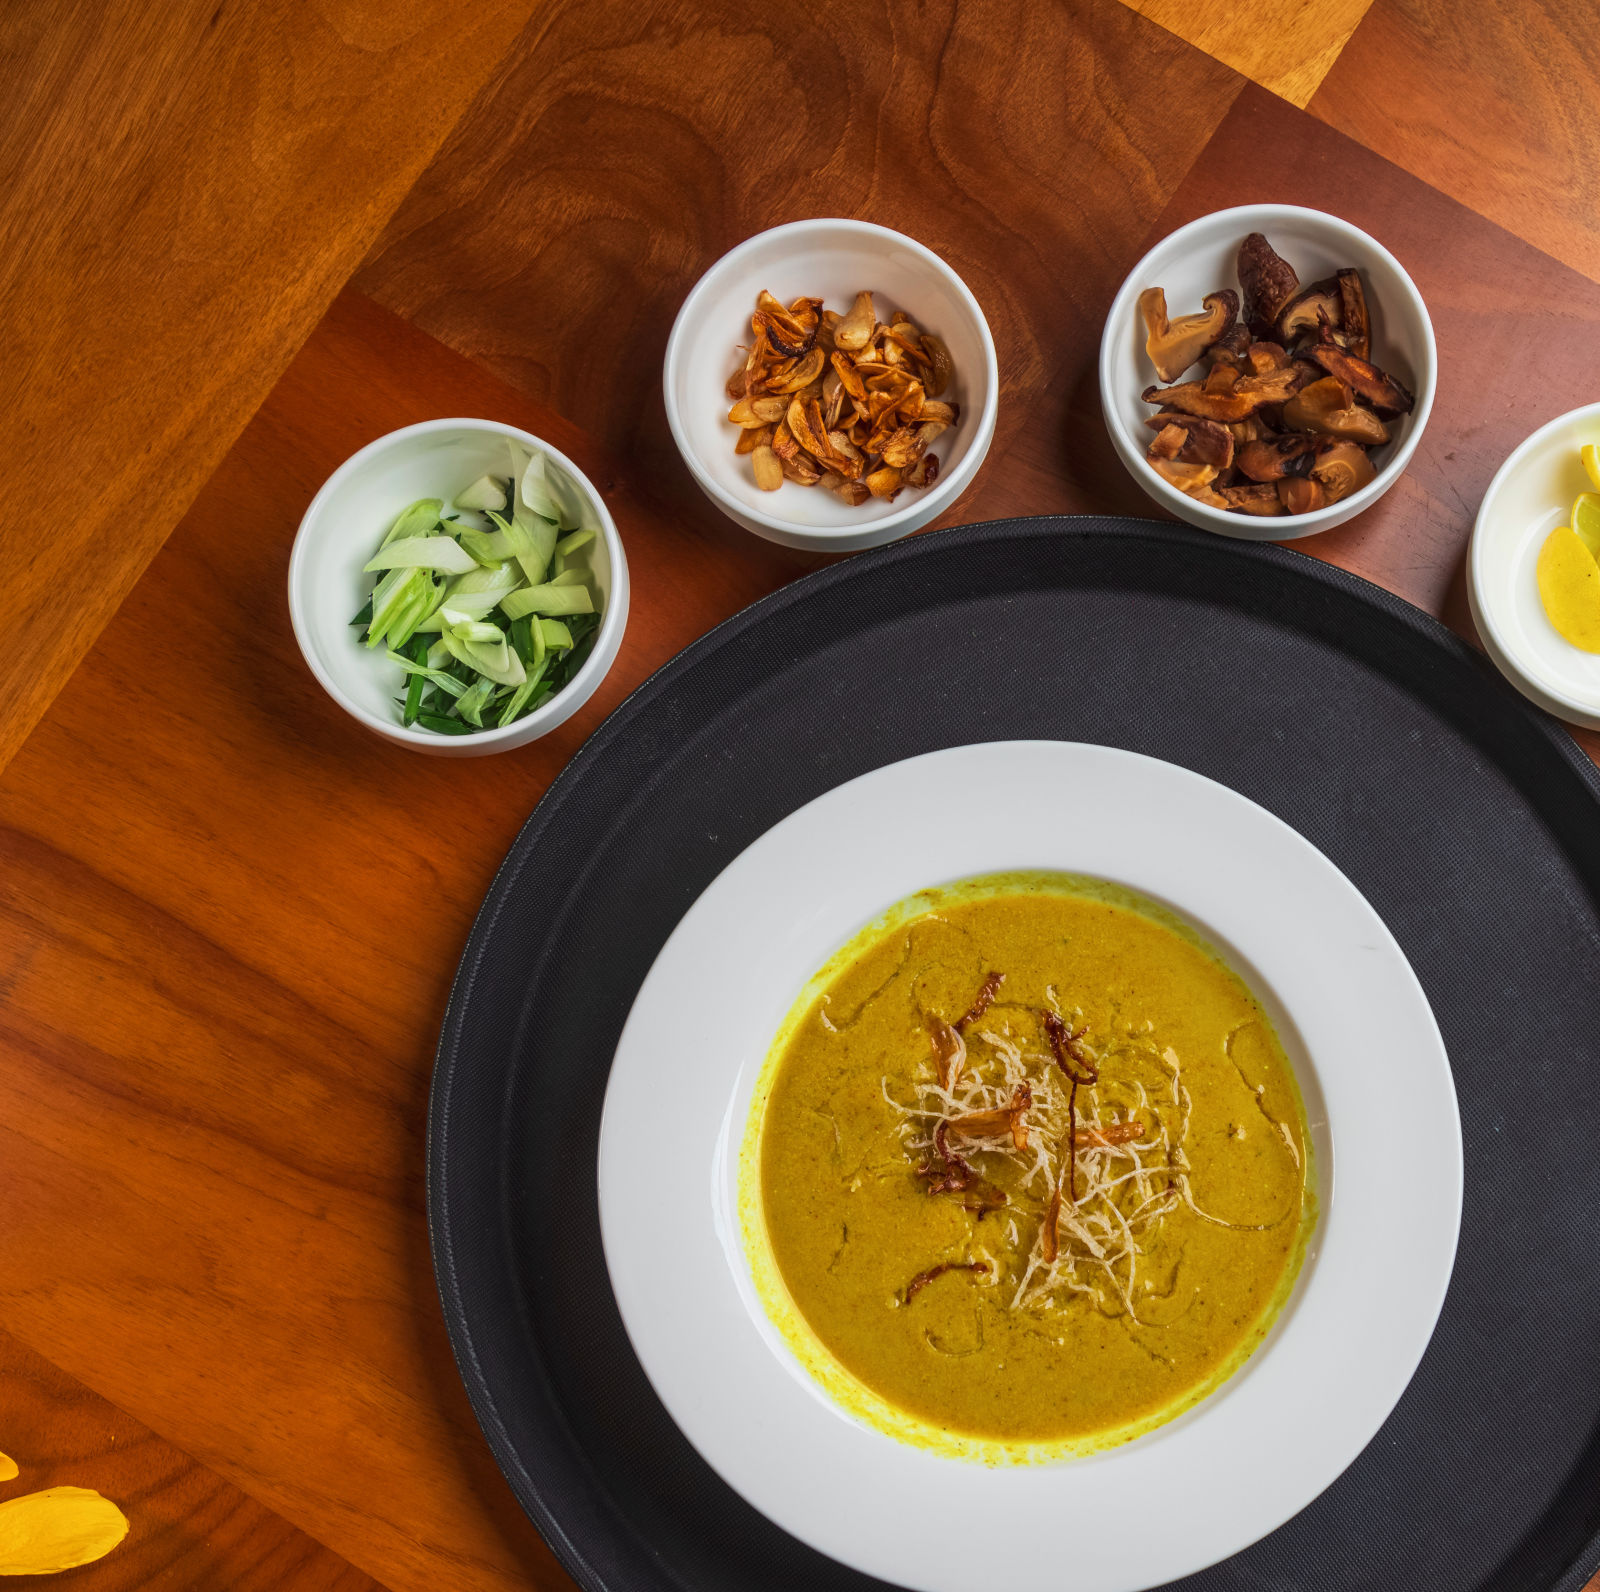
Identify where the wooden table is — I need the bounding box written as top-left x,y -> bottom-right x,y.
4,3 -> 1599,1587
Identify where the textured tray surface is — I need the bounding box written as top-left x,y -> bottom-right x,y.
431,516 -> 1600,1592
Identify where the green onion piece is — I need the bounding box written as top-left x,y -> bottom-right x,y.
454,475 -> 508,513
367,566 -> 438,650
439,621 -> 527,687
415,711 -> 475,735
519,449 -> 562,523
387,650 -> 469,699
454,676 -> 496,727
363,536 -> 478,576
555,527 -> 596,557
381,498 -> 444,546
350,596 -> 373,628
547,568 -> 588,587
495,656 -> 551,726
499,583 -> 595,620
538,619 -> 573,650
442,559 -> 523,615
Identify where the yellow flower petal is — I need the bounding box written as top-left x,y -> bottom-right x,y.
0,1486 -> 128,1575
0,1455 -> 15,1484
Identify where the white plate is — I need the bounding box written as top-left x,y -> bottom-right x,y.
598,742 -> 1460,1592
1469,401 -> 1600,730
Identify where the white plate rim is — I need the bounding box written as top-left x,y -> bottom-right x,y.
598,741 -> 1461,1592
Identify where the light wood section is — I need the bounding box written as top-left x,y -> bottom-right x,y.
0,0 -> 541,776
1119,0 -> 1375,106
0,1327 -> 386,1589
1313,0 -> 1600,282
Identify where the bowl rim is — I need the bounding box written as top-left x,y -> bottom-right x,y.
1098,203 -> 1437,536
286,416 -> 627,749
1468,398 -> 1600,729
662,218 -> 1000,542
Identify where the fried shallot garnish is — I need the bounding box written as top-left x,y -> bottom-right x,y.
903,1258 -> 990,1305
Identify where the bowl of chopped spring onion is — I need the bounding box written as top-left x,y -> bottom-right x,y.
288,419 -> 629,754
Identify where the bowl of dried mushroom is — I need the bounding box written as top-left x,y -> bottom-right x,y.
664,219 -> 998,551
1100,205 -> 1436,539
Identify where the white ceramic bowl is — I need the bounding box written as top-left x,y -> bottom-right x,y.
1469,401 -> 1600,729
288,419 -> 629,756
600,742 -> 1461,1592
1100,205 -> 1436,540
663,220 -> 998,552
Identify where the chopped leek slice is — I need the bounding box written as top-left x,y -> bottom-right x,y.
454,676 -> 497,726
520,449 -> 562,523
381,498 -> 443,546
363,536 -> 478,576
547,568 -> 587,587
555,527 -> 596,557
386,651 -> 469,698
499,583 -> 595,619
439,622 -> 527,688
454,475 -> 508,513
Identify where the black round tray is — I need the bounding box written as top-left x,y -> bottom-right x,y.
429,516 -> 1600,1592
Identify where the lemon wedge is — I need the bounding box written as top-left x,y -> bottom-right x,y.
1574,493 -> 1600,557
1537,527 -> 1600,651
1583,444 -> 1600,493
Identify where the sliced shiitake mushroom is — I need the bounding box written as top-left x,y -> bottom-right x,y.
1305,343 -> 1413,416
1336,270 -> 1370,361
1149,422 -> 1187,460
1282,376 -> 1390,444
1247,340 -> 1289,375
1144,412 -> 1234,470
1150,458 -> 1218,494
1137,286 -> 1239,383
1311,440 -> 1377,503
1237,434 -> 1318,482
1278,476 -> 1327,515
1277,280 -> 1342,344
1208,323 -> 1252,367
1220,483 -> 1286,516
1238,233 -> 1299,334
1142,363 -> 1303,422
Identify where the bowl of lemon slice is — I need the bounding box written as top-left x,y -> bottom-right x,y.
1470,404 -> 1600,729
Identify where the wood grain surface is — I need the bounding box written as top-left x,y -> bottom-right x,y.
0,0 -> 539,775
355,0 -> 1242,537
1313,0 -> 1600,284
7,2 -> 1600,1589
0,1328 -> 384,1589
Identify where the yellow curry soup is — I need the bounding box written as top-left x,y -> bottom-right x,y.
740,874 -> 1316,1461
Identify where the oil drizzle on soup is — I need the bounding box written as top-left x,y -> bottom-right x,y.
744,875 -> 1316,1459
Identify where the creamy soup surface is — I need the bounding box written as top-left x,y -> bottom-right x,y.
746,875 -> 1316,1456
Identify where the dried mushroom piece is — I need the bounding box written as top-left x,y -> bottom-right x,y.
1220,483 -> 1286,516
1282,377 -> 1390,444
1337,270 -> 1370,361
1238,233 -> 1299,333
1311,440 -> 1377,502
1137,286 -> 1238,383
1237,434 -> 1318,482
1277,281 -> 1342,343
1134,232 -> 1405,518
1278,476 -> 1326,514
1305,342 -> 1414,417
